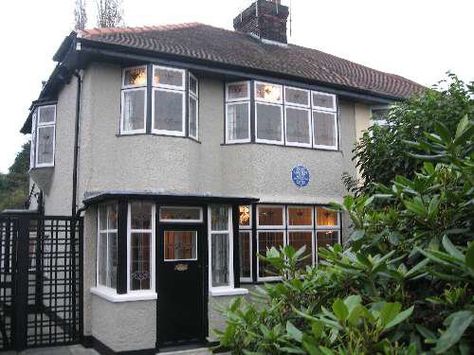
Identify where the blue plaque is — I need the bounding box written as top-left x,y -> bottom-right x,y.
291,165 -> 310,187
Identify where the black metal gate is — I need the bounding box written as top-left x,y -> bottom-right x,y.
0,212 -> 82,351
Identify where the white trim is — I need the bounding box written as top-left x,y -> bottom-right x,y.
210,287 -> 249,297
256,205 -> 286,229
284,106 -> 312,148
122,65 -> 147,89
208,206 -> 234,291
255,102 -> 284,145
225,102 -> 251,144
120,88 -> 147,135
163,230 -> 198,262
151,87 -> 186,137
254,81 -> 283,104
38,105 -> 57,124
312,110 -> 338,150
284,87 -> 310,108
287,206 -> 314,229
159,206 -> 203,223
90,287 -> 157,302
226,81 -> 251,102
256,230 -> 285,282
152,65 -> 185,90
311,91 -> 337,112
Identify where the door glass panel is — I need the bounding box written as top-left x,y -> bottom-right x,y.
164,231 -> 197,261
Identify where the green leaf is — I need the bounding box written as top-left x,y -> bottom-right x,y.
466,243 -> 474,271
442,235 -> 464,261
332,299 -> 348,321
379,302 -> 402,326
344,295 -> 362,314
286,321 -> 303,342
383,306 -> 414,331
434,311 -> 474,354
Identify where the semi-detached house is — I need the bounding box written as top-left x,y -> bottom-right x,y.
20,0 -> 424,353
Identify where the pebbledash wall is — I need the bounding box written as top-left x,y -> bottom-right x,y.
33,62 -> 371,351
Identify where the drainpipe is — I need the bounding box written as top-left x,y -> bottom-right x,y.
72,70 -> 82,217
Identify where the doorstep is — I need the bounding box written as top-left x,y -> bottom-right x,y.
157,347 -> 212,354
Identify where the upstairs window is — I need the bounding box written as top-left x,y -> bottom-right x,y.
120,64 -> 198,140
225,81 -> 338,150
30,104 -> 57,168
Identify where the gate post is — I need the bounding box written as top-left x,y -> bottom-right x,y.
13,214 -> 31,351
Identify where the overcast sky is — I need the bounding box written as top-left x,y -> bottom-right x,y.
0,0 -> 472,173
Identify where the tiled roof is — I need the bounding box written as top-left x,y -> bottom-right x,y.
80,22 -> 424,99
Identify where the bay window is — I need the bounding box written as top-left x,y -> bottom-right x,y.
97,203 -> 118,290
30,104 -> 57,169
225,80 -> 338,150
120,64 -> 198,140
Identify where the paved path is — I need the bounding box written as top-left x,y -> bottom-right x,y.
0,345 -> 215,354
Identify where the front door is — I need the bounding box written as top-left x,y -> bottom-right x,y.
157,224 -> 206,347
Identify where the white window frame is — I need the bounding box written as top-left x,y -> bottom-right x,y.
256,230 -> 286,282
122,65 -> 147,89
188,73 -> 199,140
163,230 -> 198,262
284,86 -> 310,108
312,110 -> 338,150
151,87 -> 186,137
225,101 -> 251,144
152,65 -> 185,90
254,81 -> 283,104
208,206 -> 234,293
285,106 -> 312,148
96,203 -> 118,291
126,203 -> 156,296
120,88 -> 147,135
311,91 -> 337,112
159,206 -> 203,223
226,81 -> 251,102
35,105 -> 57,168
255,102 -> 284,145
256,205 -> 286,229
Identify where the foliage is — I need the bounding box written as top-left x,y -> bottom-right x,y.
352,74 -> 473,194
216,78 -> 474,354
74,0 -> 88,30
96,0 -> 123,28
0,143 -> 30,211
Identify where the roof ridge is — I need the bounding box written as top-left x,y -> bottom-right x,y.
77,22 -> 202,38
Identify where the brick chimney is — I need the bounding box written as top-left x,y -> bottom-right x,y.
233,0 -> 289,44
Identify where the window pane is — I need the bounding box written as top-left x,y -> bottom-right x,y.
255,82 -> 282,102
258,231 -> 284,278
153,89 -> 184,133
288,231 -> 313,268
189,75 -> 198,96
256,103 -> 282,142
317,231 -> 339,252
239,205 -> 251,227
160,207 -> 202,221
164,231 -> 197,260
30,112 -> 37,168
227,103 -> 249,141
239,231 -> 251,279
38,106 -> 55,123
312,92 -> 336,110
212,233 -> 229,287
37,126 -> 55,165
99,205 -> 107,231
98,233 -> 108,286
286,107 -> 310,144
316,208 -> 338,226
107,232 -> 118,288
258,206 -> 284,226
288,207 -> 313,226
211,206 -> 229,231
107,204 -> 118,230
131,201 -> 153,230
313,111 -> 337,147
285,87 -> 309,106
123,67 -> 147,87
153,67 -> 184,88
189,96 -> 198,138
122,89 -> 145,132
130,232 -> 151,290
227,82 -> 249,100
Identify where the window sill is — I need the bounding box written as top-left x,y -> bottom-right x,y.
210,287 -> 249,297
220,142 -> 341,152
90,287 -> 157,302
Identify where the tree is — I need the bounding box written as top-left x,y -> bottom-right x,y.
74,0 -> 88,30
96,0 -> 124,28
0,143 -> 31,211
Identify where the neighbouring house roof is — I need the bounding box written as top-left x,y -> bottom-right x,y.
77,23 -> 425,100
